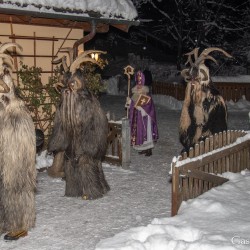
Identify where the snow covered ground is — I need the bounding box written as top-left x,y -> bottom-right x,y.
0,94 -> 249,250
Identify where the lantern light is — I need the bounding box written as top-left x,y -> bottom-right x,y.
91,52 -> 99,61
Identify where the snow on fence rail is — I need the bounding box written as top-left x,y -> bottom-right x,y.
171,130 -> 250,216
152,81 -> 250,102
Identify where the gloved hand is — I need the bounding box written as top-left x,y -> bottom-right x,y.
135,106 -> 143,112
125,97 -> 131,108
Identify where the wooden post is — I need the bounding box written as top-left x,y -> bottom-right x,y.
51,36 -> 55,77
171,160 -> 180,216
34,32 -> 36,67
121,118 -> 130,169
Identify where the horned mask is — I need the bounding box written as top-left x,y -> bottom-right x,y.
181,47 -> 232,86
53,48 -> 106,93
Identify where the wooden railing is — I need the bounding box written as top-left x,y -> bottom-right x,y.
152,81 -> 250,102
171,130 -> 250,216
152,82 -> 185,101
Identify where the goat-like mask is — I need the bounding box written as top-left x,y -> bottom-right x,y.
53,49 -> 106,94
181,47 -> 232,86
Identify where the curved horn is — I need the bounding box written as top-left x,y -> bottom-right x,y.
195,54 -> 218,66
52,57 -> 63,64
202,55 -> 218,65
184,48 -> 199,66
0,42 -> 23,54
70,57 -> 102,73
61,56 -> 69,72
52,56 -> 69,72
69,50 -> 107,73
0,53 -> 14,65
195,47 -> 232,67
200,47 -> 232,59
59,47 -> 74,65
181,69 -> 191,82
0,78 -> 10,93
54,82 -> 65,94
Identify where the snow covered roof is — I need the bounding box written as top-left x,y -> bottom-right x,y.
0,0 -> 139,32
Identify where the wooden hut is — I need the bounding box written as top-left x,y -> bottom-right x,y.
0,1 -> 139,138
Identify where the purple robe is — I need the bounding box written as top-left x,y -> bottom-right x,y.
129,96 -> 159,149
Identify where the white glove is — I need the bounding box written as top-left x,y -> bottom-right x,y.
136,106 -> 143,112
125,97 -> 131,108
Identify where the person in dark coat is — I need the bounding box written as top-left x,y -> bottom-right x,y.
143,67 -> 153,93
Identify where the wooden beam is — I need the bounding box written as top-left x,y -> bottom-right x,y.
10,54 -> 57,58
111,24 -> 130,32
9,35 -> 59,41
182,169 -> 229,186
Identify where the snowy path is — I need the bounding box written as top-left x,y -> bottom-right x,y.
0,95 -> 249,250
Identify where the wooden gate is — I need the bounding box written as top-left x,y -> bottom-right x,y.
105,118 -> 131,169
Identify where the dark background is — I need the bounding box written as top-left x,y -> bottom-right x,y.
86,0 -> 250,73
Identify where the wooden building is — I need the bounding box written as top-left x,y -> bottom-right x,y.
0,2 -> 138,82
0,2 -> 139,138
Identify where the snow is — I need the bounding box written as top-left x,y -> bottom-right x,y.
0,92 -> 249,249
174,132 -> 250,168
211,75 -> 250,83
0,0 -> 138,21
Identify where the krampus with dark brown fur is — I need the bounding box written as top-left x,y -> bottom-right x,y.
48,50 -> 110,199
0,43 -> 36,240
179,47 -> 232,153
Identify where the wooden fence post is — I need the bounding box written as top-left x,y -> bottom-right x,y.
171,159 -> 180,216
122,118 -> 131,169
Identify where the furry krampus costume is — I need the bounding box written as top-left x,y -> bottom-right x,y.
48,51 -> 110,199
0,43 -> 36,240
179,47 -> 232,153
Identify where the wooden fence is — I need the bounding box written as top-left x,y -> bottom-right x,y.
105,118 -> 131,169
215,82 -> 250,102
171,130 -> 250,216
152,82 -> 185,101
152,81 -> 250,102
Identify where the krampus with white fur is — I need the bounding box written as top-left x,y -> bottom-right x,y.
179,47 -> 232,153
48,50 -> 110,199
0,43 -> 36,240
